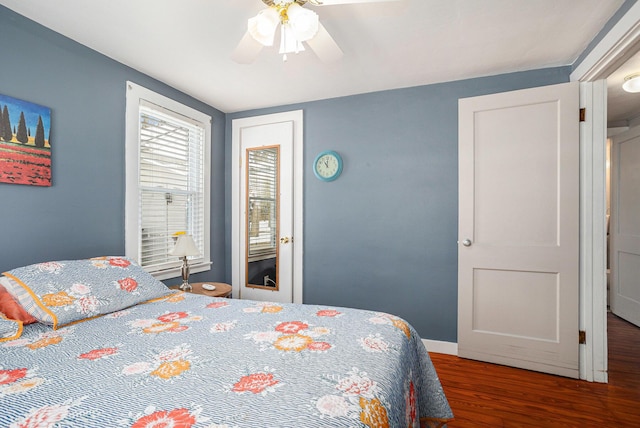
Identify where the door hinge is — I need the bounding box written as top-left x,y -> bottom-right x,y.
579,108 -> 586,122
579,330 -> 586,344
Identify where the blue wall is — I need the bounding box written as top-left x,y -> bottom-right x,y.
2,4 -> 574,342
226,67 -> 571,342
0,6 -> 226,286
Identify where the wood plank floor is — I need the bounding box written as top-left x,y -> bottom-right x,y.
429,313 -> 640,427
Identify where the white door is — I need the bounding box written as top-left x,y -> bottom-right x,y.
610,127 -> 640,327
458,82 -> 580,378
232,111 -> 303,304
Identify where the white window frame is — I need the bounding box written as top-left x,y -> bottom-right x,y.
125,81 -> 211,279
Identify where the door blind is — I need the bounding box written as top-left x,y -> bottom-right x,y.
248,147 -> 278,257
138,100 -> 205,272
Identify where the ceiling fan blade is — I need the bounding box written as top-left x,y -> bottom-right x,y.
231,31 -> 264,64
306,22 -> 343,63
310,0 -> 401,5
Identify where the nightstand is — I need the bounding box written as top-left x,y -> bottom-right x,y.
170,282 -> 232,298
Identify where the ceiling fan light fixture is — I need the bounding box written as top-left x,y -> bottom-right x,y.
622,74 -> 640,93
248,8 -> 280,46
235,0 -> 344,64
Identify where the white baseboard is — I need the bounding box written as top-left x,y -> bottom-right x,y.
422,338 -> 458,356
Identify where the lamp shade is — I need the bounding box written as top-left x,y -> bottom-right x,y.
287,3 -> 319,42
248,8 -> 279,46
170,235 -> 200,257
622,74 -> 640,93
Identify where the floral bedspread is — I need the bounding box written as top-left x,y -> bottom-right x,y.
0,292 -> 452,427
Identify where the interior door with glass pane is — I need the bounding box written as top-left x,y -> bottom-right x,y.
239,121 -> 293,303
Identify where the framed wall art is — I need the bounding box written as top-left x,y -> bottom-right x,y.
0,94 -> 51,186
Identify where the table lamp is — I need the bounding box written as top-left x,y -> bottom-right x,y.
170,234 -> 200,291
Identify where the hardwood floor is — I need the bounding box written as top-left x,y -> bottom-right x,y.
429,313 -> 640,427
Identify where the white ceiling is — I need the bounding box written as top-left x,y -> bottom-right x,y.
0,0 -> 627,113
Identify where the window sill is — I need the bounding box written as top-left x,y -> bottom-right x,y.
150,261 -> 212,281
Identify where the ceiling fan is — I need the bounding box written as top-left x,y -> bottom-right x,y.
231,0 -> 400,64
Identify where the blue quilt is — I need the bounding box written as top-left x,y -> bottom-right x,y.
0,292 -> 453,427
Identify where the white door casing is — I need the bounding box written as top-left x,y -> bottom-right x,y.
232,110 -> 304,304
578,80 -> 608,383
570,1 -> 640,383
610,126 -> 640,327
458,82 -> 580,378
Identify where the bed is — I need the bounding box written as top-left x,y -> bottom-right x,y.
0,257 -> 453,427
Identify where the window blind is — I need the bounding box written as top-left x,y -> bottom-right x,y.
247,147 -> 278,257
138,100 -> 205,272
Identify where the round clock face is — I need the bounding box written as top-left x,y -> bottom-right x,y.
314,150 -> 343,182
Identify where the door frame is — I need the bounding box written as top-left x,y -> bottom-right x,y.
231,110 -> 304,304
571,1 -> 640,382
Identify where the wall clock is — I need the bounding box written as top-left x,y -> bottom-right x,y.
313,150 -> 343,182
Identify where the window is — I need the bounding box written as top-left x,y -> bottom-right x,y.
125,82 -> 211,279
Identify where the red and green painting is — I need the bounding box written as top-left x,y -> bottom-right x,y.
0,94 -> 51,186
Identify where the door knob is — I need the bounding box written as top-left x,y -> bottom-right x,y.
462,239 -> 472,247
280,237 -> 291,244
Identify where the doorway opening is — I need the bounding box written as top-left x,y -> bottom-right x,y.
604,123 -> 640,387
605,56 -> 640,333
